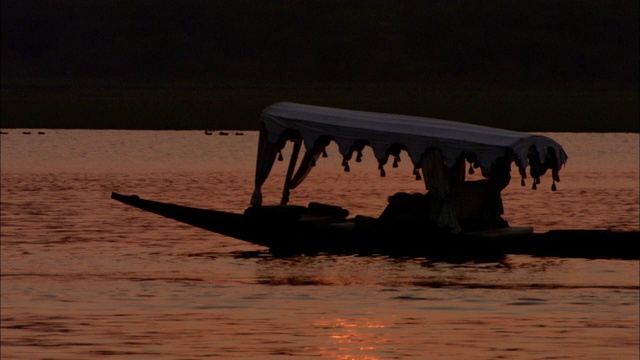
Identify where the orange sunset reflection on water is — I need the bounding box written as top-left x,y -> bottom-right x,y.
316,317 -> 388,359
1,130 -> 637,359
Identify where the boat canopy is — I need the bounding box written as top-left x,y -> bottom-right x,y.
251,102 -> 568,232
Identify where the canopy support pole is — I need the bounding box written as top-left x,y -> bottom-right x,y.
280,137 -> 302,205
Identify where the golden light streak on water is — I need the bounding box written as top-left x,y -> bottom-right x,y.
1,130 -> 638,359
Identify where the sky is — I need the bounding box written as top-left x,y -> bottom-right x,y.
2,0 -> 638,89
1,1 -> 638,131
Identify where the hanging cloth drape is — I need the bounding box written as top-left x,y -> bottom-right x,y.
251,124 -> 286,206
421,148 -> 466,233
486,155 -> 512,220
279,136 -> 331,205
280,138 -> 303,205
288,150 -> 321,189
289,138 -> 330,189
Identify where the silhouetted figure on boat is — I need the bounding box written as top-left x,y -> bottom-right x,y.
378,192 -> 433,226
452,180 -> 509,231
377,180 -> 508,232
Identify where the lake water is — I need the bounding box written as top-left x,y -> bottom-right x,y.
1,129 -> 638,359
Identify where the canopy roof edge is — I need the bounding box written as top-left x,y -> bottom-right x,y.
258,102 -> 568,175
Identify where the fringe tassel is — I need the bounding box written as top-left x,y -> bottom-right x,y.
393,156 -> 400,168
521,178 -> 525,186
551,181 -> 557,191
468,164 -> 474,175
322,149 -> 328,158
277,151 -> 284,161
356,150 -> 363,162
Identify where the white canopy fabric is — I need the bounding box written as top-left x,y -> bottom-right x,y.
250,102 -> 568,231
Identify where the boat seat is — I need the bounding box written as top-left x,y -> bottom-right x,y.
464,226 -> 534,238
244,205 -> 307,222
298,214 -> 338,224
307,202 -> 350,219
327,221 -> 356,230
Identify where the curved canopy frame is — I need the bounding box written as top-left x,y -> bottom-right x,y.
250,102 -> 568,231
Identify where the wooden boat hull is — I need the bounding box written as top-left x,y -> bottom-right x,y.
111,192 -> 639,260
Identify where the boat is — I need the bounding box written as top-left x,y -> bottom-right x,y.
112,102 -> 639,260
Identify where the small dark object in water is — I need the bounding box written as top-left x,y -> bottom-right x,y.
235,132 -> 244,136
38,131 -> 46,135
219,131 -> 229,136
204,131 -> 213,135
0,131 -> 8,135
22,131 -> 31,135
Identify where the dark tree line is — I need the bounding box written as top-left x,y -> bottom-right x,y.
2,0 -> 638,88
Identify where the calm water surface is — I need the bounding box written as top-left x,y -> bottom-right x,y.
1,130 -> 638,359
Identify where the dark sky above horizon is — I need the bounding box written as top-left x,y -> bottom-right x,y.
1,0 -> 638,89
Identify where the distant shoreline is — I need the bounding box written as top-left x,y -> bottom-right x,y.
2,80 -> 638,132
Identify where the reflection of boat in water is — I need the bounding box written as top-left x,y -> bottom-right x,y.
112,102 -> 639,260
204,130 -> 213,135
219,131 -> 229,136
